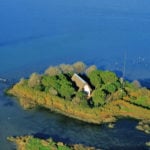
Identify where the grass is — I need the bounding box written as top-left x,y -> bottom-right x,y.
125,87 -> 150,109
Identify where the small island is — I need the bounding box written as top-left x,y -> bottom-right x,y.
7,61 -> 150,149
8,136 -> 96,150
7,61 -> 150,124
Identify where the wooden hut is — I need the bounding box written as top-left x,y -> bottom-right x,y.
71,73 -> 92,97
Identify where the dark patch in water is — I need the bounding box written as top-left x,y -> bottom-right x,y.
33,133 -> 50,140
3,101 -> 14,107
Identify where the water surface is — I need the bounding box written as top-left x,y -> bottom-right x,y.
1,0 -> 150,149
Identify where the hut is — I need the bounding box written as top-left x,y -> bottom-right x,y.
71,73 -> 92,97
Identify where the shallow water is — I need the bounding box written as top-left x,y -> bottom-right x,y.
1,80 -> 150,150
1,0 -> 150,149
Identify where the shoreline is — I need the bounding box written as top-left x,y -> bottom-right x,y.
7,82 -> 150,125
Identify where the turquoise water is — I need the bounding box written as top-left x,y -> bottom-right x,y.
1,0 -> 150,149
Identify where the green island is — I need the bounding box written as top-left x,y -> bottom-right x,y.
8,136 -> 96,150
7,61 -> 150,149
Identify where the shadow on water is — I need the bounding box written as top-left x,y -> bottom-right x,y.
3,101 -> 14,107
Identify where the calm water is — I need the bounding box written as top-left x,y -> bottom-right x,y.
1,0 -> 150,149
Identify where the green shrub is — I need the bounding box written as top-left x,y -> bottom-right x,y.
92,88 -> 106,107
102,83 -> 117,94
100,71 -> 118,84
88,70 -> 102,88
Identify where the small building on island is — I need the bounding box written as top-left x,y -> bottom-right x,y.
71,73 -> 92,97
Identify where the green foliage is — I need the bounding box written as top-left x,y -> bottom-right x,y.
131,96 -> 150,108
26,138 -> 50,150
59,83 -> 75,99
92,88 -> 106,107
42,75 -> 59,91
74,92 -> 88,108
124,81 -> 135,89
57,74 -> 75,99
113,81 -> 121,89
80,99 -> 89,108
76,91 -> 86,100
42,74 -> 75,99
34,84 -> 45,91
100,71 -> 118,84
117,89 -> 127,99
72,92 -> 87,106
26,137 -> 72,150
88,70 -> 102,88
102,83 -> 117,94
17,62 -> 147,111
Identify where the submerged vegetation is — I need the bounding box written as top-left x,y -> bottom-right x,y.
7,61 -> 150,124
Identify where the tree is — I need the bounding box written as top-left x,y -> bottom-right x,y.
44,66 -> 61,76
59,83 -> 75,100
100,71 -> 118,84
28,73 -> 41,88
72,92 -> 87,106
57,74 -> 75,99
59,64 -> 74,74
76,91 -> 86,100
85,65 -> 97,75
88,70 -> 102,88
114,81 -> 121,89
103,83 -> 117,94
41,75 -> 60,92
92,88 -> 106,107
73,61 -> 86,74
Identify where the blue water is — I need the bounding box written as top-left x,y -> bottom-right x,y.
1,0 -> 150,149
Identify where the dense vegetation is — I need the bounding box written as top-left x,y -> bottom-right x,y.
8,136 -> 95,150
19,61 -> 128,108
8,61 -> 150,124
18,61 -> 150,109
